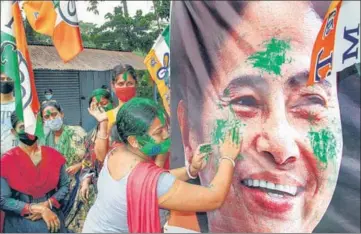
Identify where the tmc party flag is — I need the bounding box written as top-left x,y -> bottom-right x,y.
308,0 -> 360,86
1,1 -> 43,138
144,25 -> 171,116
23,0 -> 83,62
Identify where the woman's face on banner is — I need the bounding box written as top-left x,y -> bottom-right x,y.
182,2 -> 343,232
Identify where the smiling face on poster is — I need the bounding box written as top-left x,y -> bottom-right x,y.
171,1 -> 351,233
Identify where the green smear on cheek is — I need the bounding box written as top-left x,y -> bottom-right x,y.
211,105 -> 244,146
308,128 -> 337,169
211,119 -> 227,145
246,38 -> 292,76
46,110 -> 51,116
210,105 -> 246,167
200,144 -> 212,154
211,119 -> 243,145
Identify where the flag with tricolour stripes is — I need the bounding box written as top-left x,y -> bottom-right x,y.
1,1 -> 43,138
144,25 -> 171,115
23,0 -> 83,63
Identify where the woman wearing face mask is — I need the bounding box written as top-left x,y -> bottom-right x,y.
82,98 -> 242,233
0,73 -> 18,157
82,88 -> 114,176
78,88 -> 114,207
40,101 -> 88,233
0,111 -> 69,233
42,89 -> 56,105
89,66 -> 172,168
89,64 -> 139,164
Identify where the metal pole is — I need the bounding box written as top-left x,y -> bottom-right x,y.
153,84 -> 158,103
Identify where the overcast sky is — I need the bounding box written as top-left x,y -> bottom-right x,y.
76,1 -> 153,25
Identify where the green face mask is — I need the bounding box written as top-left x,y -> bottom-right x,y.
136,135 -> 171,157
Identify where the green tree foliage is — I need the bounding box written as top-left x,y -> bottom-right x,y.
87,0 -> 101,15
152,0 -> 171,20
79,21 -> 97,48
24,17 -> 51,45
24,1 -> 170,102
25,1 -> 171,53
91,6 -> 161,54
83,1 -> 170,103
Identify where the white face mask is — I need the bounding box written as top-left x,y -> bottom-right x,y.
45,116 -> 63,131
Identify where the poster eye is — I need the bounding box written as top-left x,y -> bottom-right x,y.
306,95 -> 326,106
232,96 -> 258,107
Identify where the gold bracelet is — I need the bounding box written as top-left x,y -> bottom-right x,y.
220,156 -> 235,167
97,134 -> 109,140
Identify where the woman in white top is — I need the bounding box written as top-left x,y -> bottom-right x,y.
83,97 -> 241,233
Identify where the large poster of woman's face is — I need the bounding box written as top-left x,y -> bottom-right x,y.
170,1 -> 360,233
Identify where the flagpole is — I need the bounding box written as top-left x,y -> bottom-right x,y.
153,84 -> 158,104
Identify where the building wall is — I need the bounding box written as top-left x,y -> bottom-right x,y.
78,70 -> 117,132
34,69 -> 115,132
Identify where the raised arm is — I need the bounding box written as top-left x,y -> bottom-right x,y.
88,103 -> 110,162
94,120 -> 109,162
159,130 -> 241,211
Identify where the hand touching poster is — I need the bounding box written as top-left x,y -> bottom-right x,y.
170,1 -> 360,233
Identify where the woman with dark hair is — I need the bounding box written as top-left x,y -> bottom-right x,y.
90,64 -> 138,163
40,101 -> 87,232
89,65 -> 171,168
78,88 -> 115,207
82,97 -> 241,233
0,111 -> 69,233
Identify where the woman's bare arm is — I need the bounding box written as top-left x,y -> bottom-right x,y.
169,144 -> 207,181
159,130 -> 240,211
94,121 -> 109,162
159,159 -> 235,211
87,101 -> 111,163
169,167 -> 192,181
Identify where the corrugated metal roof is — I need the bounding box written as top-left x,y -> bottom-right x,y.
28,45 -> 146,71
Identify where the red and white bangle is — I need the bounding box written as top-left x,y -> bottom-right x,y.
186,164 -> 198,179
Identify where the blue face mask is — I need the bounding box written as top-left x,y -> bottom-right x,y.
45,117 -> 63,131
45,94 -> 52,100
